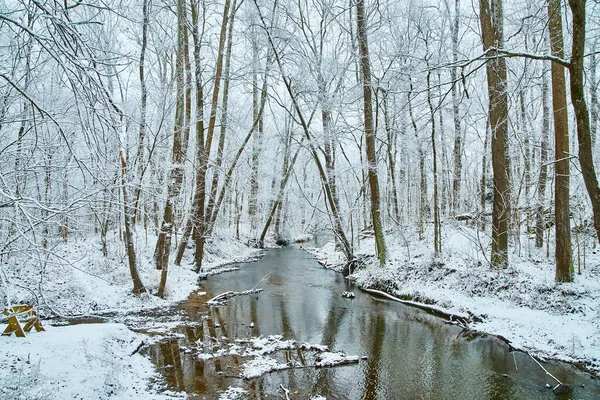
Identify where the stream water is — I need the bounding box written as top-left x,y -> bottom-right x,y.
140,246 -> 600,399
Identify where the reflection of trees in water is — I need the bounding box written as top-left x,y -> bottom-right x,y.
482,339 -> 516,400
249,295 -> 260,337
310,294 -> 350,396
145,248 -> 600,399
362,312 -> 386,399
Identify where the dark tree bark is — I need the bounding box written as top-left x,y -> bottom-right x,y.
427,70 -> 441,255
480,118 -> 490,230
155,0 -> 188,296
120,144 -> 146,294
548,0 -> 573,282
407,78 -> 427,239
568,0 -> 600,247
356,0 -> 386,265
248,23 -> 262,231
479,0 -> 511,268
183,0 -> 231,273
206,0 -> 238,232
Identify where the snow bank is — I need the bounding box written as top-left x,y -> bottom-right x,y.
0,323 -> 178,399
1,232 -> 262,317
309,223 -> 600,375
0,231 -> 262,399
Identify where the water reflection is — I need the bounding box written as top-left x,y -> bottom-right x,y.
145,246 -> 600,399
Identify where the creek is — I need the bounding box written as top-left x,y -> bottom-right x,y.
137,245 -> 599,399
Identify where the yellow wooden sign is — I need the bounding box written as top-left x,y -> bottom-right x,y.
2,305 -> 45,337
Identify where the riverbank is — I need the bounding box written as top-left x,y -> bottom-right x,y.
0,231 -> 261,399
308,222 -> 600,377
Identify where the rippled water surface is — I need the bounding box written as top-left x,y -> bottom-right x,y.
146,246 -> 600,399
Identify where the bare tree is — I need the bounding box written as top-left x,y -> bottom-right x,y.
479,0 -> 511,268
547,0 -> 573,282
535,59 -> 550,249
356,0 -> 386,265
568,0 -> 600,246
155,0 -> 188,296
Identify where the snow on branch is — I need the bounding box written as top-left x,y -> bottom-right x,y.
206,272 -> 271,305
206,288 -> 263,305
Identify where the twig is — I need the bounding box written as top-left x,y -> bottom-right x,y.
207,273 -> 271,305
251,272 -> 272,291
207,288 -> 263,305
130,340 -> 146,356
279,384 -> 291,400
527,352 -> 562,386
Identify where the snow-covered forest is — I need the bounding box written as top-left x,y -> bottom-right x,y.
2,0 -> 600,398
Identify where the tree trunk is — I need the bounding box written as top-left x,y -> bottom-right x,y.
132,0 -> 149,225
155,0 -> 187,295
479,0 -> 511,268
206,0 -> 238,230
322,107 -> 344,250
450,0 -> 462,214
568,0 -> 600,247
383,91 -> 400,222
536,59 -> 550,248
590,49 -> 598,148
427,71 -> 441,255
248,23 -> 261,231
548,0 -> 573,282
186,0 -> 231,272
480,117 -> 490,230
206,53 -> 271,236
116,115 -> 146,294
408,79 -> 426,239
356,0 -> 386,265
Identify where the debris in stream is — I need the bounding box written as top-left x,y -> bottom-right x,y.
341,291 -> 355,298
196,334 -> 362,380
315,352 -> 360,367
242,356 -> 290,379
218,386 -> 248,400
553,383 -> 573,396
207,288 -> 264,305
198,267 -> 240,281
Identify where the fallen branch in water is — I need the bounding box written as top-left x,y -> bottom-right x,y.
198,267 -> 240,280
526,351 -> 569,394
241,352 -> 361,379
315,352 -> 361,368
361,287 -> 470,324
207,272 -> 272,305
207,288 -> 263,305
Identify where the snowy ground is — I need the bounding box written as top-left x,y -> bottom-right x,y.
0,229 -> 261,399
3,221 -> 599,398
0,323 -> 183,400
309,221 -> 600,376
